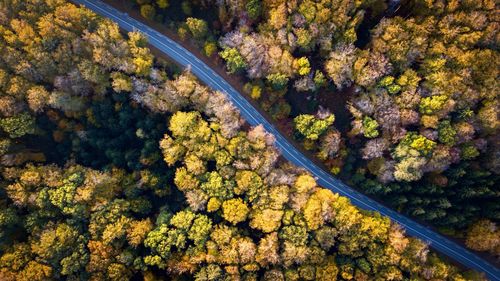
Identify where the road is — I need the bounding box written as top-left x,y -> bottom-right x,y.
72,1 -> 500,280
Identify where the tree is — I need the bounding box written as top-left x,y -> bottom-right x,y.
477,100 -> 499,134
222,198 -> 249,225
362,117 -> 379,138
26,86 -> 50,112
294,114 -> 335,140
0,113 -> 36,138
156,0 -> 169,9
465,220 -> 499,255
313,70 -> 327,88
318,129 -> 341,160
419,95 -> 448,115
394,157 -> 426,182
250,209 -> 283,233
294,57 -> 311,76
246,0 -> 262,20
127,219 -> 154,247
186,18 -> 208,40
325,44 -> 356,89
111,72 -> 133,93
188,215 -> 212,246
235,170 -> 263,201
203,41 -> 217,57
219,48 -> 247,74
168,111 -> 211,141
396,133 -> 436,157
30,223 -> 88,276
181,1 -> 192,15
266,73 -> 289,90
140,4 -> 156,20
303,189 -> 337,230
437,120 -> 456,145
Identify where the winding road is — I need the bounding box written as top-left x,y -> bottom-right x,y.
72,1 -> 500,279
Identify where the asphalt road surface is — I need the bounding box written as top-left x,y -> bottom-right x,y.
72,0 -> 500,279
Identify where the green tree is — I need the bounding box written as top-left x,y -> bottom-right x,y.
219,48 -> 247,74
362,117 -> 379,138
156,0 -> 169,9
246,0 -> 262,20
419,95 -> 448,115
203,41 -> 217,57
188,215 -> 213,246
294,114 -> 335,140
437,120 -> 456,145
140,4 -> 156,20
186,18 -> 208,39
266,73 -> 289,90
168,111 -> 211,140
0,113 -> 36,138
295,57 -> 311,76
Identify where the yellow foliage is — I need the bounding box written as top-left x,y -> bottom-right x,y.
222,198 -> 249,225
421,115 -> 439,129
207,197 -> 221,212
250,209 -> 283,233
127,219 -> 154,247
294,174 -> 316,193
303,189 -> 336,230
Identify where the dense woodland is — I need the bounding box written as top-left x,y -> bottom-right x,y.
0,0 -> 494,280
130,0 -> 499,258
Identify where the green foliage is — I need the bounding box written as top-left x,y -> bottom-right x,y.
438,120 -> 457,145
246,0 -> 262,20
235,170 -> 263,201
280,225 -> 308,245
378,76 -> 394,87
313,70 -> 327,88
399,132 -> 436,157
140,4 -> 156,20
362,116 -> 379,138
201,171 -> 233,199
379,76 -> 401,94
461,144 -> 479,160
387,84 -> 401,94
156,0 -> 169,9
266,73 -> 289,90
0,113 -> 36,138
47,172 -> 85,216
188,215 -> 212,246
181,1 -> 192,15
75,95 -> 166,170
219,48 -> 247,74
419,95 -> 448,115
170,210 -> 196,230
203,41 -> 217,57
186,18 -> 208,40
294,114 -> 335,140
295,57 -> 311,76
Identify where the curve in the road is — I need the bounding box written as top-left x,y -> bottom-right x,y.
72,1 -> 500,280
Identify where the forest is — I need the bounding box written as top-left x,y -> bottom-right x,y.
0,0 -> 497,280
129,0 -> 500,259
